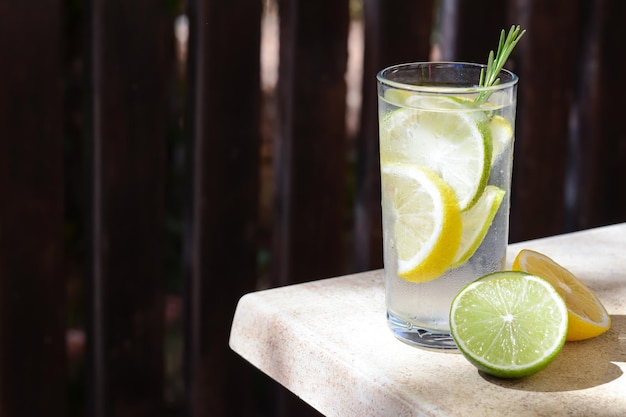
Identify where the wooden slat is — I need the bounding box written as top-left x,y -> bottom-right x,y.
438,0 -> 507,62
0,2 -> 66,416
508,0 -> 585,242
273,0 -> 350,284
354,0 -> 436,272
272,1 -> 350,415
87,1 -> 172,415
184,0 -> 262,416
571,0 -> 626,230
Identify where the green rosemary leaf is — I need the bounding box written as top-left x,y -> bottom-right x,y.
476,25 -> 525,104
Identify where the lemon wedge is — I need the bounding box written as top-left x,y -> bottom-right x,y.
512,249 -> 611,341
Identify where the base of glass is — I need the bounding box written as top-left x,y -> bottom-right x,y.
387,312 -> 457,350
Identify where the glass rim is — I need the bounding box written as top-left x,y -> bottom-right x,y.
376,61 -> 519,94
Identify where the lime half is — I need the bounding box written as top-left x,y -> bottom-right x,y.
380,98 -> 492,210
450,271 -> 568,378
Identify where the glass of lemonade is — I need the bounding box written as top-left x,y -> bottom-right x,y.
377,62 -> 518,349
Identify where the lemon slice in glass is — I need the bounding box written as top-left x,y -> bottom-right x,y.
383,88 -> 412,106
379,97 -> 492,210
512,249 -> 611,341
450,271 -> 568,378
450,185 -> 505,268
381,163 -> 462,283
489,114 -> 513,166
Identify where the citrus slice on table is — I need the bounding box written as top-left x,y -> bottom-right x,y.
450,271 -> 568,379
379,97 -> 492,210
512,249 -> 611,341
381,163 -> 462,283
450,185 -> 505,268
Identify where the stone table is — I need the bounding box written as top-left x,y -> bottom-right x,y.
230,223 -> 626,416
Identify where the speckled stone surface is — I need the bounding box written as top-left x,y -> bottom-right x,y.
230,223 -> 626,417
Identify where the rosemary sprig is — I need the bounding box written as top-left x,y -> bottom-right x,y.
476,25 -> 525,104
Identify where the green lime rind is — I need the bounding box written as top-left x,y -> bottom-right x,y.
468,118 -> 493,209
450,186 -> 505,268
450,271 -> 568,379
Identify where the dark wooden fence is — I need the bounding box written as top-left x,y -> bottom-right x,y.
1,0 -> 624,416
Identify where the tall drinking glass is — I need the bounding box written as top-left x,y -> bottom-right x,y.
377,62 -> 518,349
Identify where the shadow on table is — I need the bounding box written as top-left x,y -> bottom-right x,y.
481,315 -> 626,392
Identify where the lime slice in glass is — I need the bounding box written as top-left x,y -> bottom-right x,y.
450,185 -> 505,268
380,97 -> 492,210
